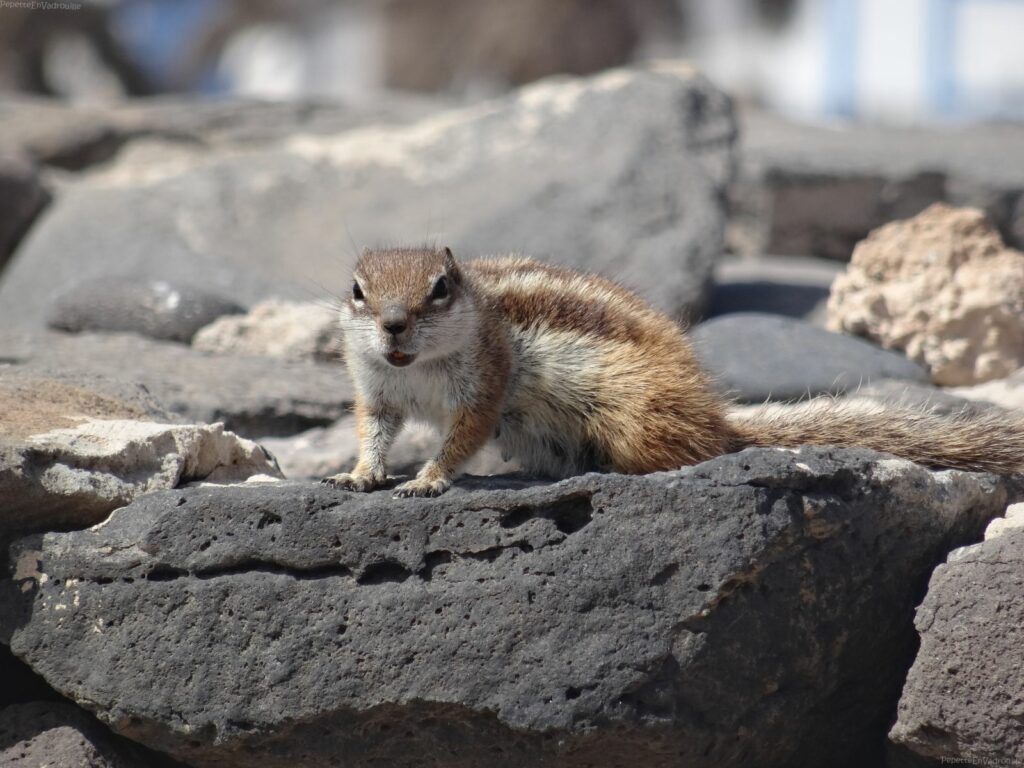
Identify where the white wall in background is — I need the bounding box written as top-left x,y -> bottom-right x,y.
678,0 -> 1024,124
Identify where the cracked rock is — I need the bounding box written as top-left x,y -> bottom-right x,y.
1,447 -> 1014,768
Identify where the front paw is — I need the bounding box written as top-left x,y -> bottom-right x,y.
321,472 -> 385,492
392,476 -> 452,498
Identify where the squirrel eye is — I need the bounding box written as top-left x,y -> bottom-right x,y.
352,281 -> 364,301
431,275 -> 449,301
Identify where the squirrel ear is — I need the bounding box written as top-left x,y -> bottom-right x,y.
442,247 -> 461,282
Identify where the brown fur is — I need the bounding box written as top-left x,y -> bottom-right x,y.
328,247 -> 1024,496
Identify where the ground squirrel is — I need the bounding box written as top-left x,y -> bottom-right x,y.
324,246 -> 1024,497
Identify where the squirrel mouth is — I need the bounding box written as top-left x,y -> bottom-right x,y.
385,350 -> 415,367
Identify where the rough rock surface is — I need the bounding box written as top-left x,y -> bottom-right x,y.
47,277 -> 244,343
0,65 -> 735,328
730,108 -> 1024,260
0,701 -> 181,768
1,417 -> 282,533
890,521 -> 1024,764
261,416 -> 518,480
0,331 -> 353,437
1,448 -> 1014,768
691,312 -> 929,402
0,154 -> 49,273
192,300 -> 341,362
827,204 -> 1024,385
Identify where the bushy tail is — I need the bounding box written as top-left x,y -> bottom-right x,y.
728,398 -> 1024,475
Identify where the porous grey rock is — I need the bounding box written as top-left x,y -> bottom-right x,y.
1,447 -> 1014,768
47,277 -> 244,343
691,312 -> 930,402
0,331 -> 353,437
730,108 -> 1024,260
0,64 -> 735,329
261,416 -> 518,480
890,525 -> 1024,765
0,154 -> 48,274
192,300 -> 340,361
0,701 -> 180,768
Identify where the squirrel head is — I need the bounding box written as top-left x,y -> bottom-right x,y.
341,246 -> 475,369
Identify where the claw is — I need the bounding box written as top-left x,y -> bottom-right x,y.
392,477 -> 451,498
321,472 -> 385,493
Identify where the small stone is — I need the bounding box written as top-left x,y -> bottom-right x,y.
192,300 -> 341,361
48,277 -> 244,343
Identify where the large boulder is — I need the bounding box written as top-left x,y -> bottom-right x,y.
1,448 -> 1015,768
730,109 -> 1024,260
890,506 -> 1024,764
0,64 -> 735,328
0,331 -> 353,438
827,204 -> 1024,385
691,312 -> 929,402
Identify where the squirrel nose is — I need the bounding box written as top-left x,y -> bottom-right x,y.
381,306 -> 409,336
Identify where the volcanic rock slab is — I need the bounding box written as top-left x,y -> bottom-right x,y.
1,448 -> 1015,768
